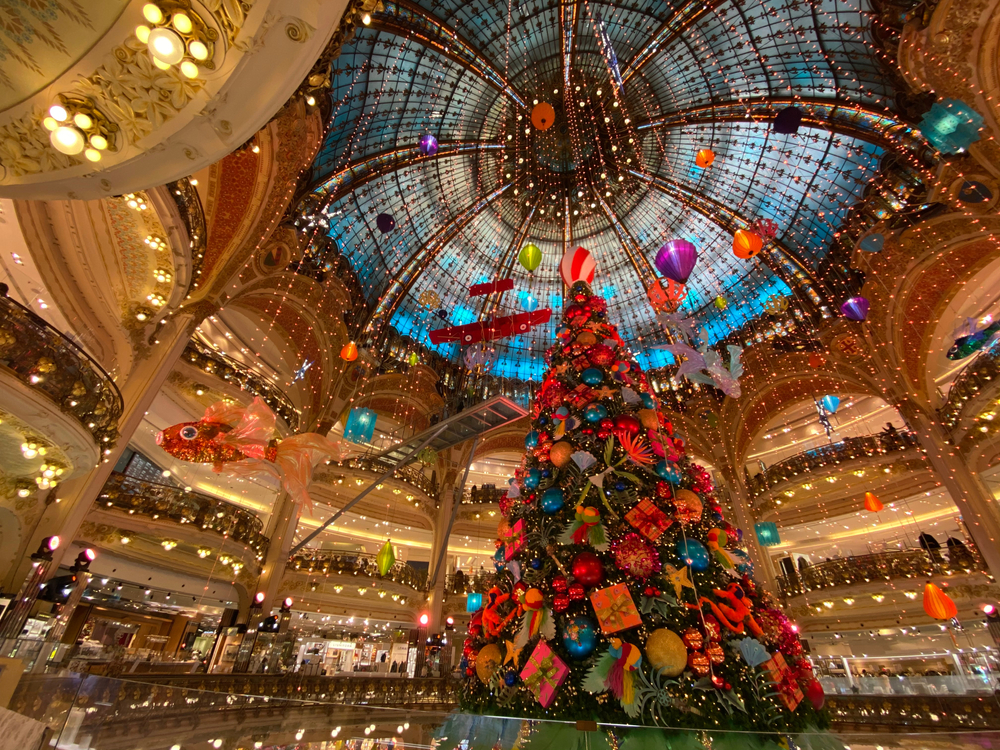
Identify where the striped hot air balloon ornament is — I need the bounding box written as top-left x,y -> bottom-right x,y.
560,246 -> 597,287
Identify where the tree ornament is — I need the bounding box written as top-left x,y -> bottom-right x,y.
340,341 -> 359,361
613,533 -> 662,580
644,629 -> 687,676
376,539 -> 395,576
571,551 -> 605,586
676,538 -> 710,571
695,148 -> 715,168
525,430 -> 539,448
923,582 -> 957,619
581,367 -> 604,385
561,615 -> 598,659
655,240 -> 698,283
540,487 -> 565,514
673,489 -> 704,524
418,134 -> 439,155
476,642 -> 503,682
549,441 -> 574,467
519,244 -> 542,272
613,414 -> 641,436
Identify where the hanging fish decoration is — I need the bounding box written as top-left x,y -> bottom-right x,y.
947,317 -> 1000,360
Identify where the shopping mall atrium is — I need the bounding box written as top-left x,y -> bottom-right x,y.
3,0 -> 1000,747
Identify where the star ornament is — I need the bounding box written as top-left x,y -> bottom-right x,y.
504,640 -> 523,665
595,385 -> 616,400
663,564 -> 695,599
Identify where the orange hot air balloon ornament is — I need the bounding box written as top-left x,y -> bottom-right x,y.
340,341 -> 359,361
863,492 -> 884,512
733,229 -> 764,259
695,148 -> 715,168
923,582 -> 958,620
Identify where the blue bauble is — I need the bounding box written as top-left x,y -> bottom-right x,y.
581,367 -> 604,386
525,430 -> 539,448
676,539 -> 710,571
641,393 -> 656,409
530,557 -> 542,570
504,671 -> 518,686
542,468 -> 552,478
540,487 -> 565,514
561,615 -> 598,660
584,404 -> 609,423
538,416 -> 548,426
524,468 -> 541,489
655,461 -> 682,482
614,481 -> 626,491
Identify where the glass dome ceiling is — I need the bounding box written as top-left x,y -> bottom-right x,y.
306,0 -> 902,381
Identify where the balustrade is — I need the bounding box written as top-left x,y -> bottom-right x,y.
97,472 -> 268,558
776,548 -> 985,598
749,431 -> 920,499
940,344 -> 1000,431
444,570 -> 494,598
288,548 -> 428,591
0,292 -> 122,448
347,456 -> 438,500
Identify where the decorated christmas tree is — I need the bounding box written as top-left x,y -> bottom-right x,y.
460,279 -> 827,736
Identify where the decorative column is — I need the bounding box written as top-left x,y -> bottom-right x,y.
251,492 -> 300,618
426,484 -> 457,633
0,536 -> 61,650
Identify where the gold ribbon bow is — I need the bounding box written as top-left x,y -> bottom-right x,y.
523,653 -> 559,698
596,593 -> 634,631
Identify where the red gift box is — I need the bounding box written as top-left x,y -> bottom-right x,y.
761,652 -> 803,711
519,639 -> 569,708
625,499 -> 673,542
504,519 -> 525,561
589,583 -> 642,634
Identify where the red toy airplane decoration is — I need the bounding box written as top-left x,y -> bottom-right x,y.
430,309 -> 552,345
469,279 -> 515,296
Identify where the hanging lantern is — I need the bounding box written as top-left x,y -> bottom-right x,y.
531,102 -> 556,131
376,213 -> 395,233
655,240 -> 698,284
821,395 -> 840,414
340,341 -> 359,361
418,134 -> 439,156
754,522 -> 780,547
808,353 -> 825,369
518,243 -> 542,272
344,407 -> 377,444
733,229 -> 764,259
406,351 -> 419,366
841,296 -> 870,321
647,278 -> 685,313
560,246 -> 596,286
521,292 -> 539,312
923,582 -> 958,620
714,296 -> 727,310
773,106 -> 802,135
763,295 -> 789,315
376,540 -> 396,576
695,148 -> 715,168
466,592 -> 483,612
863,492 -> 883,512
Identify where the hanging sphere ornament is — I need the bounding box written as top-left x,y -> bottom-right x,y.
613,414 -> 641,436
531,102 -> 556,130
806,679 -> 826,710
923,582 -> 958,620
560,246 -> 597,287
540,487 -> 565,514
376,213 -> 395,233
676,538 -> 710,571
646,629 -> 687,677
523,468 -> 541,489
655,239 -> 698,284
584,403 -> 609,422
418,134 -> 439,155
695,148 -> 715,168
613,533 -> 662,580
714,295 -> 728,310
581,367 -> 604,386
571,552 -> 605,587
418,290 -> 441,309
525,430 -> 540,448
521,293 -> 539,312
773,105 -> 803,134
504,671 -> 518,687
550,441 -> 574,468
519,243 -> 542,272
561,615 -> 598,659
732,229 -> 764,259
475,643 -> 503,682
655,460 -> 682,483
841,296 -> 870,321
821,395 -> 840,413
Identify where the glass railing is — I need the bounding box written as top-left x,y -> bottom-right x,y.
776,548 -> 986,598
0,292 -> 122,447
287,548 -> 428,591
749,431 -> 920,499
7,670 -> 1000,747
940,343 -> 1000,430
183,340 -> 301,431
97,472 -> 268,559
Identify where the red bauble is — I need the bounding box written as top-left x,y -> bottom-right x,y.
805,679 -> 825,709
568,583 -> 586,600
552,594 -> 571,612
612,532 -> 662,580
551,575 -> 568,593
599,417 -> 615,430
688,651 -> 710,675
613,414 -> 641,437
597,428 -> 612,439
571,552 -> 605,587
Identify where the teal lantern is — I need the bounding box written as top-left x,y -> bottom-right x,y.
344,407 -> 376,444
466,592 -> 483,612
821,395 -> 840,414
755,522 -> 781,547
919,99 -> 984,154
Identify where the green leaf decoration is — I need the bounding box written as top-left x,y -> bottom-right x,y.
376,539 -> 395,576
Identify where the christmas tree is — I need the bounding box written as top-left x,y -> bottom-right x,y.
460,280 -> 827,735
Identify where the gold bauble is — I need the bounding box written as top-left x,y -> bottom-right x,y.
646,628 -> 687,677
476,643 -> 503,682
550,441 -> 574,468
638,409 -> 659,430
673,489 -> 704,524
576,331 -> 598,346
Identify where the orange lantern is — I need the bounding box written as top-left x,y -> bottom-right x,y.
733,229 -> 764,259
695,148 -> 715,168
647,278 -> 686,313
531,102 -> 556,131
863,492 -> 884,512
340,341 -> 359,361
923,582 -> 957,620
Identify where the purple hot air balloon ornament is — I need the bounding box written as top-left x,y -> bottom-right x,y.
841,296 -> 870,321
376,213 -> 396,233
419,134 -> 439,156
655,239 -> 698,284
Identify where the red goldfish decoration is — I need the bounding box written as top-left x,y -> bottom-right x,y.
156,397 -> 344,511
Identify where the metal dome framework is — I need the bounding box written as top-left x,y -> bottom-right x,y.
305,0 -> 921,380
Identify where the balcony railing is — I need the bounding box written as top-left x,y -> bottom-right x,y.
183,340 -> 301,431
288,548 -> 428,591
748,431 -> 920,499
776,548 -> 986,598
940,343 -> 1000,430
461,485 -> 507,504
826,693 -> 1000,731
348,456 -> 438,500
444,570 -> 494,598
165,178 -> 207,295
0,292 -> 122,448
97,472 -> 268,558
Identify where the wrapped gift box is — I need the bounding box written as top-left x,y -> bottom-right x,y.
504,519 -> 526,561
589,583 -> 642,634
519,639 -> 569,708
761,652 -> 803,711
625,499 -> 673,541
